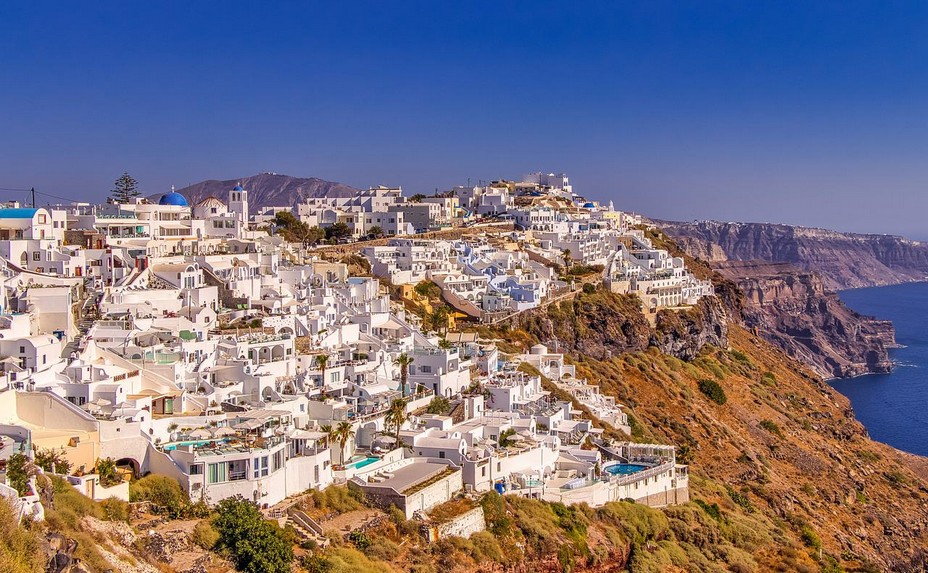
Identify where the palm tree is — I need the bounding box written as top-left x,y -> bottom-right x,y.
385,399 -> 408,444
314,353 -> 329,387
393,353 -> 414,398
319,424 -> 332,448
438,338 -> 452,350
331,421 -> 353,467
562,248 -> 573,271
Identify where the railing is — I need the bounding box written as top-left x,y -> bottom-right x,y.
229,470 -> 248,481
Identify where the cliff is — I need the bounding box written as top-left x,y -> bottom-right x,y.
716,261 -> 896,379
659,219 -> 928,290
507,289 -> 727,362
651,223 -> 900,378
174,173 -> 360,211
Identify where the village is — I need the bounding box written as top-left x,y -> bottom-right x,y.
0,172 -> 711,541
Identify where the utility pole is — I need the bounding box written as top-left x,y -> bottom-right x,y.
30,188 -> 35,208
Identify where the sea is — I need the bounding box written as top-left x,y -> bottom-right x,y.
831,282 -> 928,457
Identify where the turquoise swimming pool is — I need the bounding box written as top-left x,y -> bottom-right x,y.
346,456 -> 380,470
163,438 -> 230,451
604,463 -> 647,476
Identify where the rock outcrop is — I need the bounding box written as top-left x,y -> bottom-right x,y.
658,219 -> 928,290
510,288 -> 727,361
715,261 -> 896,378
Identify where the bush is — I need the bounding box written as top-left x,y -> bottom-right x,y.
698,379 -> 727,405
99,497 -> 130,522
0,496 -> 45,573
34,447 -> 72,475
129,474 -> 190,518
306,486 -> 363,517
759,420 -> 783,438
191,520 -> 220,549
213,496 -> 293,573
425,395 -> 452,415
799,524 -> 821,550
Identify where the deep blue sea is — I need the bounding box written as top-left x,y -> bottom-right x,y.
831,282 -> 928,456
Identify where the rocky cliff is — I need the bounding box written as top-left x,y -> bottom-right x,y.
716,261 -> 896,378
508,288 -> 727,362
659,219 -> 928,290
175,173 -> 360,211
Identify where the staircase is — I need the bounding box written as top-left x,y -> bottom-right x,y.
284,507 -> 329,547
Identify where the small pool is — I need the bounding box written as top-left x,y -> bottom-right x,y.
604,463 -> 648,476
346,456 -> 380,470
163,438 -> 230,451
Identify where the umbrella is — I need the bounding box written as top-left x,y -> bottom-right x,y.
212,426 -> 237,437
189,428 -> 211,439
91,397 -> 112,407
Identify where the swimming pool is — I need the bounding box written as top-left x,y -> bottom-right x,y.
163,438 -> 230,451
346,456 -> 380,470
603,463 -> 648,476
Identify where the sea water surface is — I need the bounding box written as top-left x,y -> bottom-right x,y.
831,282 -> 928,456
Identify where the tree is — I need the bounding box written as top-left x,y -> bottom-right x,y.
34,447 -> 71,475
427,304 -> 451,335
426,395 -> 451,415
393,353 -> 414,398
314,353 -> 329,387
213,495 -> 293,573
110,172 -> 141,204
498,428 -> 517,448
438,338 -> 452,350
95,457 -> 120,487
330,421 -> 354,466
325,222 -> 352,240
385,399 -> 408,442
5,452 -> 33,496
409,193 -> 426,203
367,225 -> 384,238
562,248 -> 573,271
318,424 -> 332,448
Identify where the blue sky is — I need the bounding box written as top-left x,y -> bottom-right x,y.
2,2 -> 928,236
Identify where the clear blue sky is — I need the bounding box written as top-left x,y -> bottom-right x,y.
2,2 -> 928,236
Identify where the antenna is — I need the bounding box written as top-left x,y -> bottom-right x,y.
31,188 -> 35,208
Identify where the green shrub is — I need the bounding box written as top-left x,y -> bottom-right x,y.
799,524 -> 821,550
0,496 -> 45,573
759,420 -> 783,438
693,499 -> 721,521
129,474 -> 189,518
698,379 -> 727,405
191,520 -> 220,549
307,485 -> 363,516
213,495 -> 293,573
99,496 -> 130,522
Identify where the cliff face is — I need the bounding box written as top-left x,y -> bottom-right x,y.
716,261 -> 896,379
659,220 -> 928,290
510,289 -> 727,361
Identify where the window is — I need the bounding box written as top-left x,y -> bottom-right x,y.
19,346 -> 25,354
38,214 -> 46,223
481,466 -> 486,477
253,456 -> 269,478
421,365 -> 432,373
439,451 -> 445,459
208,462 -> 227,484
33,252 -> 40,261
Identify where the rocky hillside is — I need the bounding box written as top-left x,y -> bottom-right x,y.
658,220 -> 928,290
647,224 -> 899,378
175,173 -> 360,211
715,261 -> 896,379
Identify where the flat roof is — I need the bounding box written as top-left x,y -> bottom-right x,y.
365,459 -> 455,494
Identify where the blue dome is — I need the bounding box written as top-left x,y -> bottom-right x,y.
583,202 -> 595,208
159,192 -> 189,207
233,185 -> 244,191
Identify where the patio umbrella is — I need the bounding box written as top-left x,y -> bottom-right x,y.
189,428 -> 211,439
212,426 -> 237,437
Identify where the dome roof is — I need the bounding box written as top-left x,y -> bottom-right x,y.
583,202 -> 595,208
159,192 -> 189,207
233,185 -> 244,191
196,196 -> 226,208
